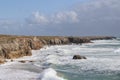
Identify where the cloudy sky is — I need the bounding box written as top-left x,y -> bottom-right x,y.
0,0 -> 120,36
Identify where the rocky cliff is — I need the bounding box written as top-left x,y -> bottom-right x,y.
0,35 -> 115,63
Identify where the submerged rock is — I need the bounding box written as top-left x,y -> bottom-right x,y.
73,55 -> 86,59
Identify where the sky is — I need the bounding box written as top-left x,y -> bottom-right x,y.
0,0 -> 120,37
0,0 -> 85,19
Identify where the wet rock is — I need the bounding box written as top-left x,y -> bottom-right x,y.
73,55 -> 86,59
11,59 -> 14,62
29,60 -> 35,62
19,60 -> 26,63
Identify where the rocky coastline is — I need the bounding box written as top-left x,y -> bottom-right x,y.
0,35 -> 115,63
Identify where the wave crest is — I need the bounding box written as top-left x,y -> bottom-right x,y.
114,48 -> 120,53
38,68 -> 66,80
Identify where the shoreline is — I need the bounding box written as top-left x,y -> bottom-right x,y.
0,39 -> 119,80
0,45 -> 69,80
0,34 -> 116,64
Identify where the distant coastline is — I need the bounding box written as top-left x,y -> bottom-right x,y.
0,34 -> 116,64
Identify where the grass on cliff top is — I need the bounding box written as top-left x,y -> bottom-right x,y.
0,34 -> 63,43
0,34 -> 115,44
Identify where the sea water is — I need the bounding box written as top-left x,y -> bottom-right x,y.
0,38 -> 120,80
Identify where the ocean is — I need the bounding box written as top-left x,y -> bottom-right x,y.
0,38 -> 120,80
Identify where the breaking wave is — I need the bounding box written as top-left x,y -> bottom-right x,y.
38,68 -> 66,80
114,48 -> 120,53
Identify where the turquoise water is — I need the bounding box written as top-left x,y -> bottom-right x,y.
54,64 -> 120,80
0,38 -> 119,80
48,38 -> 120,80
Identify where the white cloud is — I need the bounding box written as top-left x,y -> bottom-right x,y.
73,0 -> 120,21
75,0 -> 120,11
26,11 -> 49,25
0,19 -> 15,26
22,0 -> 120,36
68,11 -> 79,22
27,0 -> 120,25
26,11 -> 79,25
53,11 -> 79,23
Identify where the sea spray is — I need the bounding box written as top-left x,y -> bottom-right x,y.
114,48 -> 120,53
38,68 -> 67,80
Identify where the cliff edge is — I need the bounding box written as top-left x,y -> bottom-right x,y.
0,35 -> 115,63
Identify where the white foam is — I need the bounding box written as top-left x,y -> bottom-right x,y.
30,40 -> 120,73
0,67 -> 38,80
46,55 -> 59,64
0,39 -> 119,80
114,48 -> 120,53
38,68 -> 66,80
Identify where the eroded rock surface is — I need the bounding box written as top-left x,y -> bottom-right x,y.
0,35 -> 115,64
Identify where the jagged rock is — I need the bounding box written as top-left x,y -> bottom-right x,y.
11,59 -> 14,62
0,38 -> 33,59
73,55 -> 86,59
40,39 -> 47,45
28,37 -> 43,50
19,60 -> 26,63
29,60 -> 35,62
68,37 -> 91,44
0,35 -> 115,64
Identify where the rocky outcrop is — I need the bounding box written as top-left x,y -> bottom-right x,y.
73,55 -> 87,59
84,36 -> 116,40
0,40 -> 31,59
0,35 -> 115,64
68,37 -> 90,44
39,37 -> 70,45
19,60 -> 26,63
0,37 -> 43,59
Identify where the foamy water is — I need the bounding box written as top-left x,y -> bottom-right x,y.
114,48 -> 120,53
0,38 -> 120,80
38,68 -> 66,80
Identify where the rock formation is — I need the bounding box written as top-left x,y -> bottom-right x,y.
0,35 -> 115,64
73,55 -> 87,59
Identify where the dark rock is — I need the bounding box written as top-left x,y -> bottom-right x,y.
29,60 -> 35,62
19,60 -> 26,63
68,37 -> 91,44
55,51 -> 59,53
73,55 -> 86,59
11,59 -> 14,62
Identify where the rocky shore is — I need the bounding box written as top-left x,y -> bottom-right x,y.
0,35 -> 115,63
